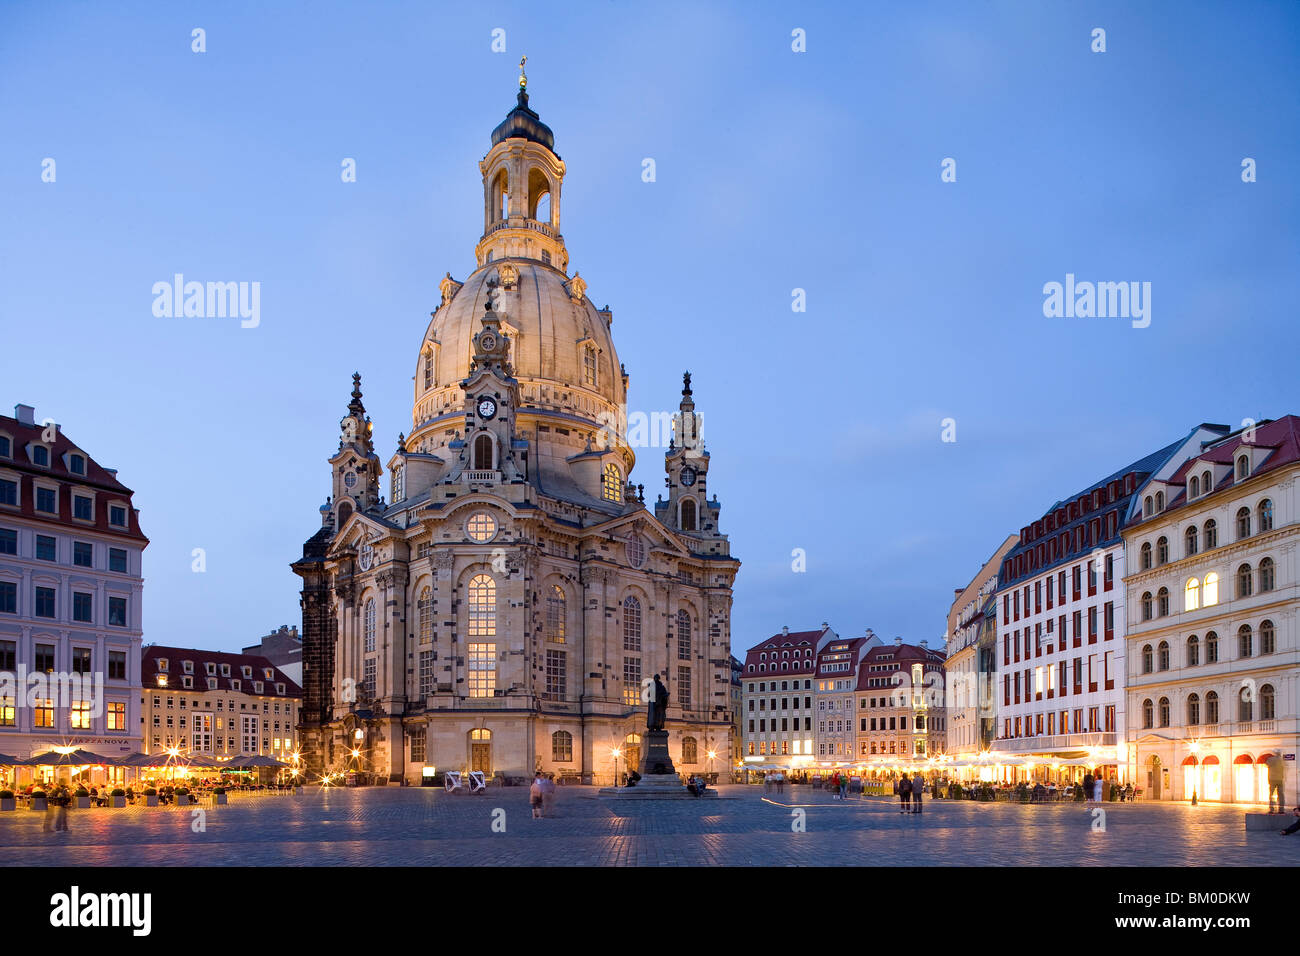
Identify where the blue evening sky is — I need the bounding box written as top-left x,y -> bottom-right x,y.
2,1 -> 1297,655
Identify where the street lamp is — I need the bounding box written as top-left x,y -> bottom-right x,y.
610,748 -> 622,787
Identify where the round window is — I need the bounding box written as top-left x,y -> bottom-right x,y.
467,511 -> 498,542
358,543 -> 373,571
625,534 -> 645,569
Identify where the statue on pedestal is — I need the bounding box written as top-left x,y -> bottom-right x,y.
646,673 -> 669,731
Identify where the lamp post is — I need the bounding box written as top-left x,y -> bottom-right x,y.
610,748 -> 621,787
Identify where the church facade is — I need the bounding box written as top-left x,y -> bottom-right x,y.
292,71 -> 739,786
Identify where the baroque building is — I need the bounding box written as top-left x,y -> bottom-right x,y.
293,71 -> 739,785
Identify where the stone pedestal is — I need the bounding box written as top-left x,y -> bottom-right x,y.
639,730 -> 676,778
1245,811 -> 1297,831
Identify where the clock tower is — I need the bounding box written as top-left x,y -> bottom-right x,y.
328,372 -> 382,527
657,371 -> 724,543
448,286 -> 526,483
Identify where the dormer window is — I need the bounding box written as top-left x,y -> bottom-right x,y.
156,674 -> 167,687
206,662 -> 216,676
109,505 -> 127,527
157,658 -> 169,672
1236,454 -> 1250,479
241,665 -> 252,679
276,683 -> 286,695
583,346 -> 597,388
207,677 -> 218,690
231,679 -> 241,692
220,664 -> 231,677
264,668 -> 274,679
0,436 -> 9,458
31,445 -> 49,467
69,454 -> 86,476
254,681 -> 264,694
602,463 -> 622,502
182,676 -> 193,689
183,660 -> 194,674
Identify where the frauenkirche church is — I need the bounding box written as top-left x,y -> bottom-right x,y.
293,66 -> 740,785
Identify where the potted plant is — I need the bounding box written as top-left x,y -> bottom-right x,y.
144,786 -> 158,807
174,786 -> 193,804
74,787 -> 90,809
0,789 -> 13,811
213,786 -> 227,805
110,787 -> 126,808
31,789 -> 48,811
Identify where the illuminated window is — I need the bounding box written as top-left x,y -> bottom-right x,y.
681,736 -> 698,764
467,643 -> 496,697
546,585 -> 566,643
418,588 -> 433,644
467,511 -> 497,542
71,700 -> 92,729
467,574 -> 496,639
552,730 -> 573,762
1185,577 -> 1200,611
602,463 -> 622,502
622,656 -> 641,706
1203,572 -> 1219,606
34,698 -> 54,728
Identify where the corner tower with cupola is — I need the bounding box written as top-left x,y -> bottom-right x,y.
292,64 -> 740,786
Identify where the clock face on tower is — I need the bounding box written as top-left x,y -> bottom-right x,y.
680,466 -> 697,487
477,396 -> 498,420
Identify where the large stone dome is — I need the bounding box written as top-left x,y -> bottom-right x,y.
410,259 -> 624,440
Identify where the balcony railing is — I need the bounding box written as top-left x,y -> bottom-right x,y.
993,733 -> 1117,754
464,470 -> 500,484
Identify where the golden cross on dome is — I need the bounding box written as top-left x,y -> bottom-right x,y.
519,55 -> 527,89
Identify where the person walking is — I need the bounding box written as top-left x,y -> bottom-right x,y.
529,773 -> 545,819
912,772 -> 925,814
1083,772 -> 1095,806
899,773 -> 912,813
1092,774 -> 1103,804
1265,754 -> 1285,813
840,774 -> 849,801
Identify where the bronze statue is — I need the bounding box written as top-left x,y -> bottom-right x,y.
646,673 -> 669,731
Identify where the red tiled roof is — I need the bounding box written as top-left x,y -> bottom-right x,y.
855,643 -> 946,691
142,645 -> 303,698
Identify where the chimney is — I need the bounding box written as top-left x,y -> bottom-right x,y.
14,404 -> 35,427
894,637 -> 902,646
781,626 -> 789,636
920,639 -> 928,648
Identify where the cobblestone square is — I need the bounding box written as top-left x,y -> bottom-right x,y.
1,786 -> 1295,866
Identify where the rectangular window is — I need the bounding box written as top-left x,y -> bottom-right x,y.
418,649 -> 435,698
1046,575 -> 1054,609
410,727 -> 427,763
622,656 -> 641,706
107,701 -> 126,731
109,505 -> 127,526
71,646 -> 92,674
1073,611 -> 1082,648
468,643 -> 496,698
0,581 -> 14,614
1103,601 -> 1114,640
0,696 -> 16,726
73,495 -> 92,520
108,596 -> 127,626
362,657 -> 376,699
241,714 -> 259,754
0,437 -> 8,458
108,650 -> 127,681
545,648 -> 566,700
36,487 -> 56,513
0,528 -> 15,555
35,586 -> 56,618
1104,553 -> 1114,590
678,665 -> 691,704
71,700 -> 92,729
0,640 -> 13,671
1073,658 -> 1082,695
73,541 -> 93,567
1104,705 -> 1115,732
35,534 -> 56,561
1088,706 -> 1099,732
1072,566 -> 1081,599
1087,560 -> 1097,596
192,713 -> 214,752
109,548 -> 128,573
1088,607 -> 1098,643
34,698 -> 54,728
0,480 -> 15,506
73,591 -> 93,623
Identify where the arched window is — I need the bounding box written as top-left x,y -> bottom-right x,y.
364,598 -> 376,652
602,463 -> 622,502
1260,684 -> 1275,720
1158,641 -> 1170,671
680,497 -> 697,531
1155,491 -> 1165,511
1186,635 -> 1199,666
337,500 -> 353,526
622,595 -> 642,651
1140,542 -> 1152,570
1237,563 -> 1253,598
1238,624 -> 1253,658
1204,519 -> 1218,549
1141,644 -> 1154,674
1237,507 -> 1251,539
1187,693 -> 1201,726
467,574 -> 496,638
1190,475 -> 1200,498
1158,697 -> 1170,728
473,433 -> 494,471
1237,454 -> 1249,479
1258,499 -> 1274,532
552,730 -> 573,762
1203,572 -> 1219,606
1206,690 -> 1219,723
1141,592 -> 1153,621
1259,557 -> 1275,592
1184,577 -> 1200,611
1201,469 -> 1212,492
681,736 -> 698,764
1185,525 -> 1198,557
1143,495 -> 1153,517
583,346 -> 597,388
1157,587 -> 1170,617
1142,698 -> 1153,729
1205,631 -> 1219,663
1238,686 -> 1253,722
677,609 -> 692,661
1261,619 -> 1276,655
418,587 -> 434,645
423,352 -> 434,390
546,585 -> 566,643
1156,537 -> 1168,565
